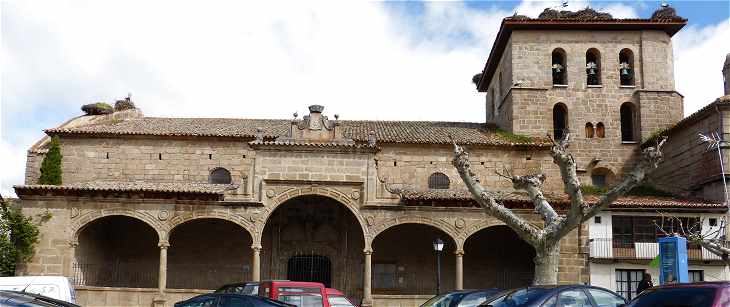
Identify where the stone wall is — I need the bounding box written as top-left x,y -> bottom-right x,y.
648,105 -> 728,200
57,136 -> 253,197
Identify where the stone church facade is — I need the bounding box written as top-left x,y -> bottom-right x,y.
14,6 -> 722,307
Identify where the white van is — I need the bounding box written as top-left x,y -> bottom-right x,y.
0,276 -> 76,303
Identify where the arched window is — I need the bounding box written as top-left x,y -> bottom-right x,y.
552,49 -> 567,85
209,167 -> 232,184
553,103 -> 568,140
585,123 -> 594,138
586,48 -> 601,85
596,122 -> 605,138
619,49 -> 635,86
428,173 -> 450,189
620,102 -> 637,142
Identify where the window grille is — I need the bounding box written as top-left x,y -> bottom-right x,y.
209,168 -> 232,184
428,173 -> 450,189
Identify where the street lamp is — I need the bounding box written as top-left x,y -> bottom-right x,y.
433,238 -> 445,295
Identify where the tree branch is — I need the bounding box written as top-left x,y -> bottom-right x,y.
452,141 -> 541,244
548,133 -> 585,227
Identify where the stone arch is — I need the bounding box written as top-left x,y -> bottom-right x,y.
369,216 -> 460,250
166,211 -> 255,243
254,186 -> 368,247
459,219 -> 507,249
463,224 -> 536,289
71,208 -> 163,244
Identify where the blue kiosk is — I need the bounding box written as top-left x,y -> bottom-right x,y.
658,236 -> 689,284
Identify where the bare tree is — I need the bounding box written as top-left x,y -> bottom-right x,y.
451,135 -> 666,284
654,214 -> 730,264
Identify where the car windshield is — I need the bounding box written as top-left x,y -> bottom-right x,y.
278,294 -> 324,307
328,295 -> 355,307
627,287 -> 717,307
422,292 -> 467,307
483,288 -> 550,307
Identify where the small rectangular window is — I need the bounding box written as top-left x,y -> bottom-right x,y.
689,270 -> 704,282
158,153 -> 162,160
208,154 -> 212,160
594,216 -> 602,224
709,218 -> 718,227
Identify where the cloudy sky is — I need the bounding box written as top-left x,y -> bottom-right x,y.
1,0 -> 729,197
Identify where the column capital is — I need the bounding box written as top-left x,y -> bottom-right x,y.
455,249 -> 464,256
251,244 -> 262,251
69,240 -> 79,248
363,249 -> 373,255
158,241 -> 170,249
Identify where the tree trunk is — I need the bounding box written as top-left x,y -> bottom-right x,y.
533,243 -> 560,285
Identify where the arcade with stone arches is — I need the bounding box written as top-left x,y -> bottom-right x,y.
68,192 -> 539,304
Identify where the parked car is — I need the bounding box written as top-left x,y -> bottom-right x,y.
258,280 -> 341,307
174,293 -> 295,307
0,290 -> 80,307
421,289 -> 505,307
325,288 -> 358,307
0,276 -> 76,304
215,282 -> 260,295
479,285 -> 627,307
626,281 -> 730,307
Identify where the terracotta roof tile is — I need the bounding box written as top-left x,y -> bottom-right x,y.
14,182 -> 238,195
45,117 -> 550,147
394,188 -> 724,210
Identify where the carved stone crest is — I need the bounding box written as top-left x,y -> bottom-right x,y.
455,218 -> 466,229
158,210 -> 169,221
366,216 -> 375,226
351,190 -> 360,200
266,189 -> 276,198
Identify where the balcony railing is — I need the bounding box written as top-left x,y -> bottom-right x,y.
589,238 -> 724,261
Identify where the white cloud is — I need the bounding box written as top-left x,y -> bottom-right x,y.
673,19 -> 730,115
0,139 -> 28,198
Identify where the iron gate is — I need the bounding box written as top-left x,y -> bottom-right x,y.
287,255 -> 332,287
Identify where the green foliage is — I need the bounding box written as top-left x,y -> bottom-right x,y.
39,136 -> 62,185
580,185 -> 608,195
0,199 -> 51,276
495,128 -> 533,143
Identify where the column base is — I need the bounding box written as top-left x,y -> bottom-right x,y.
152,294 -> 166,307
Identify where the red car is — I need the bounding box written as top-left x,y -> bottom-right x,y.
626,281 -> 730,307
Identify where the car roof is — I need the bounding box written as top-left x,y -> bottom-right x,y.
271,281 -> 324,288
325,288 -> 344,295
653,281 -> 730,289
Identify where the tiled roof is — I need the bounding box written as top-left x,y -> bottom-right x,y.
45,117 -> 550,147
248,140 -> 380,152
395,188 -> 725,210
14,182 -> 238,195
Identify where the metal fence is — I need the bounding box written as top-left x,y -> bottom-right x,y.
589,238 -> 723,261
72,262 -> 157,288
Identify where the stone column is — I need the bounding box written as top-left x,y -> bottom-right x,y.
455,250 -> 464,290
66,241 -> 78,279
362,249 -> 373,307
153,241 -> 169,307
252,245 -> 261,281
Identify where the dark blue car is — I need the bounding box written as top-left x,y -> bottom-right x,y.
479,285 -> 627,307
175,293 -> 295,307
